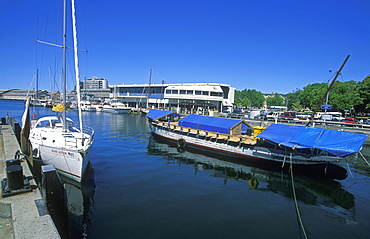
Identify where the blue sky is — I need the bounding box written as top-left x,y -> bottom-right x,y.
1,0 -> 370,94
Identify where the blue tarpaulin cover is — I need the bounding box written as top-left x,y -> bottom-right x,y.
147,109 -> 180,120
257,124 -> 368,157
178,114 -> 250,134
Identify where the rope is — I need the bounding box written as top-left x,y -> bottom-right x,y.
359,152 -> 370,167
345,160 -> 356,181
290,153 -> 308,239
282,155 -> 286,168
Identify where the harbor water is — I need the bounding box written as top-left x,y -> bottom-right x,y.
1,100 -> 370,239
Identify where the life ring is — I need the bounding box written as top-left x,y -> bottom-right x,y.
177,138 -> 187,149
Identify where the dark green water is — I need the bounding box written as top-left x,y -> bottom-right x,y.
1,100 -> 370,239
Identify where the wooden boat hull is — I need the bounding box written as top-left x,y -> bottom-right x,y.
149,123 -> 342,166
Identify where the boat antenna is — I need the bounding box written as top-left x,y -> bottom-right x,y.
306,55 -> 350,126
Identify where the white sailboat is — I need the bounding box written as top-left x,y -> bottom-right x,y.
26,0 -> 94,183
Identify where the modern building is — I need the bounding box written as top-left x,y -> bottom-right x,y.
109,83 -> 235,114
80,77 -> 110,100
82,77 -> 108,90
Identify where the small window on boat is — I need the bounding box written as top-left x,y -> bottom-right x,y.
37,120 -> 50,128
165,90 -> 171,94
51,120 -> 59,127
186,90 -> 193,95
202,91 -> 209,95
210,92 -> 218,96
195,91 -> 201,95
180,90 -> 186,94
172,90 -> 178,94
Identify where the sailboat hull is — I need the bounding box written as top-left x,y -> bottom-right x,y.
37,144 -> 92,182
29,116 -> 94,183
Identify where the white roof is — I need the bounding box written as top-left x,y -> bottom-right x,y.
166,84 -> 223,92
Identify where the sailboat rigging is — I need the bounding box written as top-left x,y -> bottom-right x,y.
23,0 -> 94,183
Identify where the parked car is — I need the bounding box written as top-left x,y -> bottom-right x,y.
279,111 -> 298,121
219,110 -> 230,117
229,108 -> 243,118
342,117 -> 357,124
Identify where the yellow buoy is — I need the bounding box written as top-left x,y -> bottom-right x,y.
52,103 -> 70,112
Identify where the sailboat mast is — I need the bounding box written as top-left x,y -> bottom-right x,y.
36,69 -> 39,100
62,0 -> 67,131
71,0 -> 84,134
146,67 -> 152,109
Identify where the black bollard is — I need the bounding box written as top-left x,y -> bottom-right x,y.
6,165 -> 24,190
6,158 -> 21,167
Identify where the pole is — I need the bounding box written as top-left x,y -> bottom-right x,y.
62,0 -> 67,132
306,55 -> 350,126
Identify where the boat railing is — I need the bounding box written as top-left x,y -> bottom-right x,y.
74,123 -> 95,137
63,126 -> 94,149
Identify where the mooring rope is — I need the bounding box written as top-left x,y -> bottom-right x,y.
290,153 -> 308,239
345,160 -> 356,181
359,151 -> 370,167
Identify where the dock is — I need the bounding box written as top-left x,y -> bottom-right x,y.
0,123 -> 60,238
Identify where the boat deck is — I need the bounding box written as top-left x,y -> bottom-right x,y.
152,121 -> 257,145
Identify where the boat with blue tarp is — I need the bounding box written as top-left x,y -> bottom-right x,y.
147,109 -> 368,169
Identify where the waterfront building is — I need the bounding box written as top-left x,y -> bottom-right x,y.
0,89 -> 48,101
80,77 -> 110,100
82,77 -> 108,90
109,83 -> 235,114
1,81 -> 236,115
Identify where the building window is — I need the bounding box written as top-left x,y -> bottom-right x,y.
210,92 -> 222,97
186,90 -> 193,95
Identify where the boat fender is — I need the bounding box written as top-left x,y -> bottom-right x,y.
248,178 -> 259,189
32,148 -> 38,157
177,138 -> 186,149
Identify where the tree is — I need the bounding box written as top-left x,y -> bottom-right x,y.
285,89 -> 303,110
329,81 -> 362,112
355,75 -> 370,112
299,83 -> 328,110
266,93 -> 284,106
235,89 -> 265,108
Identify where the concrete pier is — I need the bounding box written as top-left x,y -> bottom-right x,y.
0,124 -> 60,238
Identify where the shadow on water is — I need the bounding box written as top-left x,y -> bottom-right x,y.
147,135 -> 355,211
62,166 -> 96,239
32,159 -> 96,239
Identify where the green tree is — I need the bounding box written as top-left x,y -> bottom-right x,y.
266,93 -> 284,106
355,75 -> 370,112
285,89 -> 303,110
235,89 -> 265,108
299,83 -> 328,109
329,81 -> 362,112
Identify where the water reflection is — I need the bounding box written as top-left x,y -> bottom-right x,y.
147,136 -> 355,212
62,166 -> 96,239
